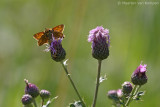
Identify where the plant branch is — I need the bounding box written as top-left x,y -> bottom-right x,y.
33,99 -> 37,107
133,85 -> 141,96
92,60 -> 102,107
60,61 -> 86,107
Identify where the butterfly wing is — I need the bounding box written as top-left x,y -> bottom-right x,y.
53,32 -> 64,38
52,24 -> 65,38
52,24 -> 64,33
38,35 -> 48,46
33,32 -> 44,40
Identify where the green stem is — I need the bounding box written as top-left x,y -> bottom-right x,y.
33,99 -> 37,107
125,85 -> 138,107
60,61 -> 86,107
133,85 -> 141,96
41,98 -> 44,107
92,60 -> 102,107
122,95 -> 126,107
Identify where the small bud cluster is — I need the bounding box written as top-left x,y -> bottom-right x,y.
21,79 -> 51,106
107,63 -> 148,106
107,82 -> 133,105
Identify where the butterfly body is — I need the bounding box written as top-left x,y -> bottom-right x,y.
33,24 -> 64,46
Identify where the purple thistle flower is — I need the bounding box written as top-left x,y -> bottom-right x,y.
40,89 -> 51,99
88,26 -> 110,60
50,38 -> 66,62
24,79 -> 39,98
122,81 -> 133,95
131,64 -> 148,85
21,94 -> 33,105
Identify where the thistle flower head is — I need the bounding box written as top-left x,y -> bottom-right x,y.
24,79 -> 39,98
88,26 -> 110,44
21,94 -> 33,105
131,64 -> 147,85
88,26 -> 110,60
40,89 -> 51,99
122,81 -> 133,95
50,37 -> 66,62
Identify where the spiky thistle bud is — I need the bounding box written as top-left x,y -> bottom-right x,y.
88,26 -> 110,60
131,64 -> 147,85
40,89 -> 51,99
107,90 -> 119,101
24,79 -> 39,98
122,81 -> 133,95
50,38 -> 66,62
21,94 -> 33,105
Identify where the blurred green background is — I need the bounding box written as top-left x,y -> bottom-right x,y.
0,0 -> 160,106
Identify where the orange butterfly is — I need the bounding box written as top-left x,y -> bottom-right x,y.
33,24 -> 65,46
